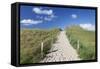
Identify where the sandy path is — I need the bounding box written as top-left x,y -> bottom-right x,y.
41,31 -> 80,62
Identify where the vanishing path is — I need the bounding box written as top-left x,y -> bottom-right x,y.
41,31 -> 80,62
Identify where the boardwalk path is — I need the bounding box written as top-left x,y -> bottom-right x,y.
41,31 -> 80,62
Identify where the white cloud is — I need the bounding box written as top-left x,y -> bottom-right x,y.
50,14 -> 57,18
20,19 -> 43,25
36,14 -> 57,21
71,14 -> 77,19
44,15 -> 57,21
33,7 -> 57,22
79,23 -> 95,31
44,17 -> 52,21
33,7 -> 53,15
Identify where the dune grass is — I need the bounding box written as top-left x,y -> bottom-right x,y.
66,26 -> 95,60
20,28 -> 60,64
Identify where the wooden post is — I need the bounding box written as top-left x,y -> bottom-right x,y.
41,42 -> 43,58
77,40 -> 79,51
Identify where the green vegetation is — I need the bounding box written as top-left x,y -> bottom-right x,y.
20,28 -> 60,64
66,26 -> 95,60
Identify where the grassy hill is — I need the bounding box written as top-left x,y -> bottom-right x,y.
20,28 -> 60,64
66,26 -> 95,60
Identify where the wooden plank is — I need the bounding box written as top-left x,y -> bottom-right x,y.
41,42 -> 44,58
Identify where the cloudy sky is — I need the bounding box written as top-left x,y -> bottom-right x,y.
20,5 -> 96,31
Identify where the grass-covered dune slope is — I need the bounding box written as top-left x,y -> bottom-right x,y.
20,28 -> 60,64
66,26 -> 95,60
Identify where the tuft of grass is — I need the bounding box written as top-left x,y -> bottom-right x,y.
20,28 -> 60,64
66,26 -> 95,60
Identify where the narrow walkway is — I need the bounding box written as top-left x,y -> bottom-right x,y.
41,31 -> 80,62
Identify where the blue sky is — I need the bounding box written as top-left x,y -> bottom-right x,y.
20,5 -> 95,30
